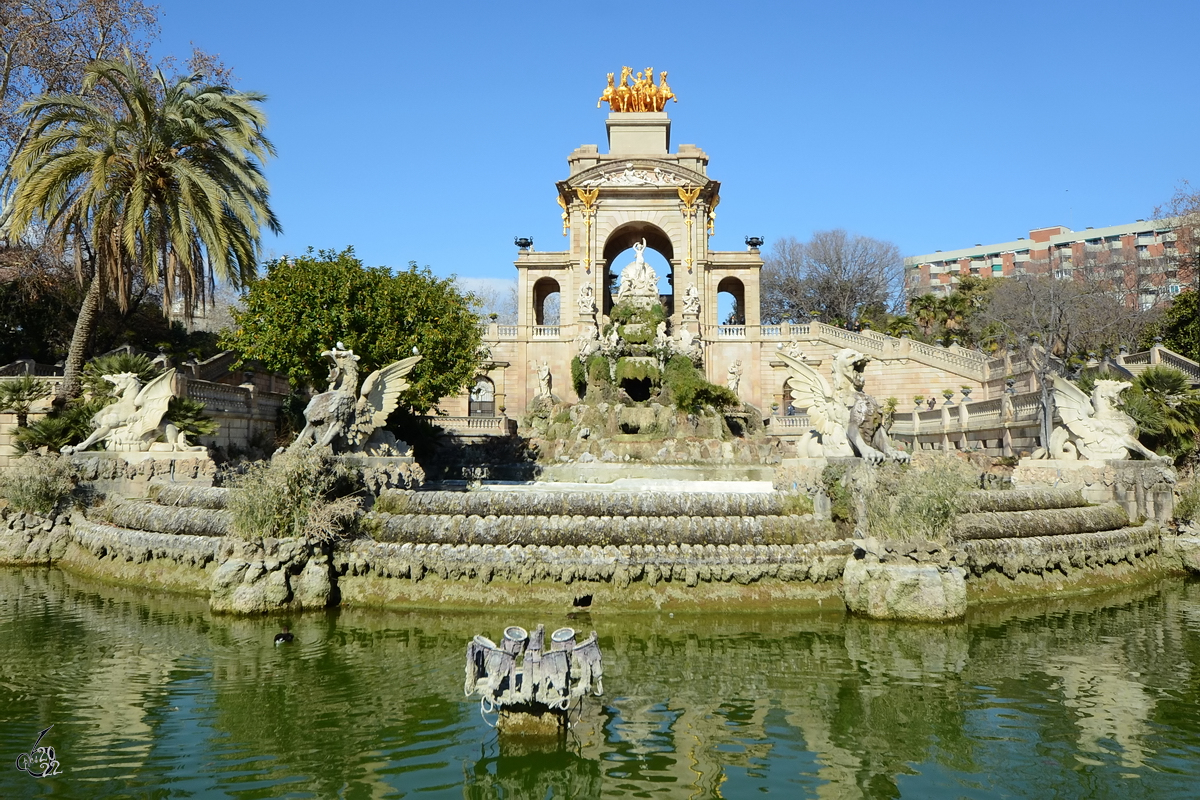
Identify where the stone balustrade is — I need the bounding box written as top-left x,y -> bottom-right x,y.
889,391 -> 1043,458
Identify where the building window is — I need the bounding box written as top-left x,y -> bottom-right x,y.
469,376 -> 496,416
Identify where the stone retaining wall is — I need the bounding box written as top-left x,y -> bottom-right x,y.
0,502 -> 1192,615
337,539 -> 852,587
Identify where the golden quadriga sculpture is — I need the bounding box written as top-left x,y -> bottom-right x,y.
598,66 -> 677,112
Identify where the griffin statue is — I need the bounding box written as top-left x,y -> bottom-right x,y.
288,344 -> 422,457
1043,375 -> 1169,462
778,348 -> 910,465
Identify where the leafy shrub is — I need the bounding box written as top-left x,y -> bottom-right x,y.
663,355 -> 739,414
14,398 -> 109,453
0,454 -> 77,514
226,448 -> 365,543
571,357 -> 587,398
1177,477 -> 1199,523
166,397 -> 219,441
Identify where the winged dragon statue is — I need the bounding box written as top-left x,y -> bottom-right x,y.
62,369 -> 206,455
778,348 -> 909,465
288,344 -> 422,456
1043,375 -> 1169,462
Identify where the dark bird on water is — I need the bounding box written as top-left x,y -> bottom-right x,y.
274,625 -> 294,645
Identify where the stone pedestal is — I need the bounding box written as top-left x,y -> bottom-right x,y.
605,112 -> 670,154
70,452 -> 216,498
1013,458 -> 1176,524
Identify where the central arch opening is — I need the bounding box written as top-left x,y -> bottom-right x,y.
602,222 -> 675,318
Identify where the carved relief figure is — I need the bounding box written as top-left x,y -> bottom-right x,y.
682,284 -> 700,316
61,369 -> 205,455
675,328 -> 701,357
576,324 -> 601,359
579,162 -> 689,187
779,348 -> 910,464
653,321 -> 670,350
1043,376 -> 1170,462
577,283 -> 596,318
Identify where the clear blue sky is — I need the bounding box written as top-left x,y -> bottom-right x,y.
156,0 -> 1200,281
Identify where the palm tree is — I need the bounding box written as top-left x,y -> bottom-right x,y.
1130,366 -> 1200,462
7,59 -> 280,399
909,293 -> 943,338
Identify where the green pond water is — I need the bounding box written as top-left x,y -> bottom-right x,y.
3,568 -> 1200,799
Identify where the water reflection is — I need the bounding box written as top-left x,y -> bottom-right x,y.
1,567 -> 1199,798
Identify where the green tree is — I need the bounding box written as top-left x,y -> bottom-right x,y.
909,293 -> 943,337
1145,289 -> 1198,362
223,248 -> 483,413
7,58 -> 279,400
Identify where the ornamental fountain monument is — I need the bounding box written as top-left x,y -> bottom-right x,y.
0,68 -> 1193,626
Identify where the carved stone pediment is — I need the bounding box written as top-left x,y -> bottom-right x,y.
564,160 -> 710,191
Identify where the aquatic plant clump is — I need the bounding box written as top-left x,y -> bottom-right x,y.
864,455 -> 978,541
226,447 -> 364,543
0,454 -> 78,515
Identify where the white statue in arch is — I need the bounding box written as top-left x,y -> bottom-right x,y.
616,238 -> 658,304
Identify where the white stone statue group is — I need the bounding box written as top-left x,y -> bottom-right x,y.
616,240 -> 658,304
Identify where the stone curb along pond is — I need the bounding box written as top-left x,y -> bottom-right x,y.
2,478 -> 1199,620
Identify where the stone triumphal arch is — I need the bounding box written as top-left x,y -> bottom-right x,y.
443,71 -> 996,427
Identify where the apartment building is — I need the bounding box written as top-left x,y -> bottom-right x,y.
905,218 -> 1190,309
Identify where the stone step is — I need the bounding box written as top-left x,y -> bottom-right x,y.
378,489 -> 790,518
99,499 -> 230,537
373,512 -> 828,547
953,503 -> 1128,541
957,488 -> 1086,514
149,485 -> 230,510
